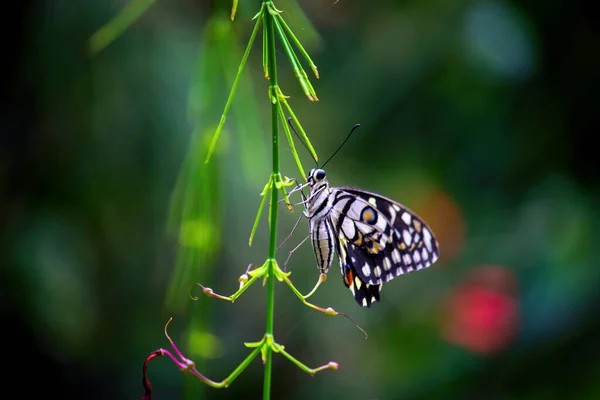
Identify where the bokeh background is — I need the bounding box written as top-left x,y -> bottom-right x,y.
3,0 -> 599,399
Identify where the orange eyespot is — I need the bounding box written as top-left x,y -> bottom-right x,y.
361,206 -> 377,224
344,268 -> 354,287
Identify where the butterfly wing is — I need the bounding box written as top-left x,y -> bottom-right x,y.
336,232 -> 382,308
329,187 -> 440,307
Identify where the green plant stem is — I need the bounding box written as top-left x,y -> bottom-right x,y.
264,2 -> 279,400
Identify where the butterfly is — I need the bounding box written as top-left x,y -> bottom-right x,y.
302,168 -> 440,307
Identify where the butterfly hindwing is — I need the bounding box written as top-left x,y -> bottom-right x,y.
336,237 -> 382,308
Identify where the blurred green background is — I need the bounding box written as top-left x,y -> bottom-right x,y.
2,0 -> 599,399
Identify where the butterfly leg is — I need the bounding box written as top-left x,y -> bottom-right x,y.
281,179 -> 309,198
277,178 -> 302,210
276,212 -> 305,253
277,179 -> 312,210
280,190 -> 312,207
282,234 -> 310,271
280,181 -> 325,208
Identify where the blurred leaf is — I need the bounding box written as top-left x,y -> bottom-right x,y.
188,13 -> 267,183
187,329 -> 222,359
89,0 -> 158,54
180,219 -> 220,250
166,127 -> 221,312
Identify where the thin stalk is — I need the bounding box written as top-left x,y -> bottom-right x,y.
249,179 -> 271,246
231,0 -> 239,21
274,12 -> 319,78
279,92 -> 318,161
278,103 -> 306,180
263,15 -> 269,79
264,2 -> 279,400
273,17 -> 316,101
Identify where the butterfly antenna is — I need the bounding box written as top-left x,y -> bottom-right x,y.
321,123 -> 361,169
287,117 -> 318,166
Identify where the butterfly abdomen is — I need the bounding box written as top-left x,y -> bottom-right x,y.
311,219 -> 335,274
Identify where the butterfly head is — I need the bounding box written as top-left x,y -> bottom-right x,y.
308,168 -> 328,189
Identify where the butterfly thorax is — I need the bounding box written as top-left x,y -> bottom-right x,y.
304,168 -> 333,220
303,168 -> 338,275
305,183 -> 333,220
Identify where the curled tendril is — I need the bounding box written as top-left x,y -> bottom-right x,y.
188,283 -> 202,301
164,317 -> 173,342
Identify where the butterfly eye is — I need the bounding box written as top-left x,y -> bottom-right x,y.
315,169 -> 326,180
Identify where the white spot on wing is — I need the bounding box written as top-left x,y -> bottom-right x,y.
403,254 -> 412,265
413,251 -> 421,264
388,206 -> 397,223
423,228 -> 433,252
401,212 -> 411,224
393,204 -> 401,212
421,248 -> 429,260
362,263 -> 371,276
383,257 -> 391,270
341,218 -> 356,241
374,266 -> 382,277
403,229 -> 412,246
362,298 -> 368,307
368,197 -> 377,206
392,249 -> 401,263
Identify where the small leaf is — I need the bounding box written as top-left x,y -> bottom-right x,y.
249,179 -> 272,246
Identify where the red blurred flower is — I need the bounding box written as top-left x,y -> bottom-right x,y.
441,266 -> 518,355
